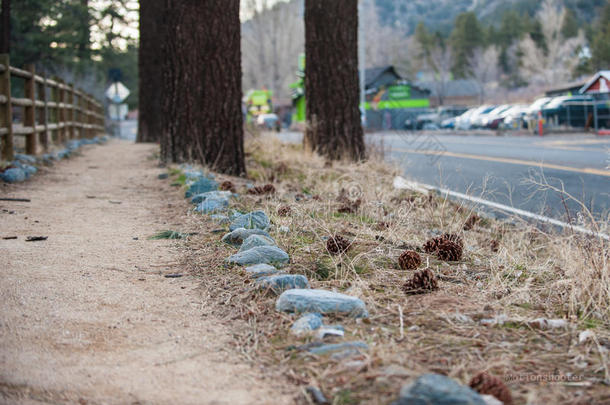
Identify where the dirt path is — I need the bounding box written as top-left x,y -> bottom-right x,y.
0,140 -> 291,404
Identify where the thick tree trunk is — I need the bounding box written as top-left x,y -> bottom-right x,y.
160,0 -> 245,176
0,0 -> 10,54
137,0 -> 165,143
304,0 -> 364,161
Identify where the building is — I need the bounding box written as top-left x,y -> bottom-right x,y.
579,71 -> 610,100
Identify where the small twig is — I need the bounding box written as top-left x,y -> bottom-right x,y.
398,304 -> 404,339
25,236 -> 47,242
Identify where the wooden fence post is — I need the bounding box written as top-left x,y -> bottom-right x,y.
38,73 -> 49,151
24,64 -> 37,155
0,53 -> 14,161
68,84 -> 75,139
58,79 -> 66,143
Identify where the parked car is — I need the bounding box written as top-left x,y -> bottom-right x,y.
411,106 -> 468,130
500,105 -> 529,129
541,95 -> 594,128
456,105 -> 495,130
256,113 -> 281,131
481,105 -> 513,128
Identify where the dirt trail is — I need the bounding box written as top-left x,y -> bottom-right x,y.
0,140 -> 290,404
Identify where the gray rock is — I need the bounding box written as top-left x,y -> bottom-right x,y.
221,228 -> 272,246
194,196 -> 229,213
276,289 -> 368,318
225,245 -> 289,266
238,234 -> 276,252
245,263 -> 281,278
14,153 -> 36,164
229,210 -> 270,231
291,313 -> 323,335
307,341 -> 368,355
191,190 -> 233,205
185,177 -> 218,198
392,374 -> 486,405
0,168 -> 27,183
210,214 -> 230,224
256,274 -> 309,294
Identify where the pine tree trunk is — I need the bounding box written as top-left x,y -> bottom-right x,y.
304,0 -> 365,161
160,0 -> 245,176
137,0 -> 165,143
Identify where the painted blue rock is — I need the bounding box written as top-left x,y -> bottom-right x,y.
239,234 -> 276,252
191,190 -> 233,205
225,246 -> 289,266
229,210 -> 270,231
245,263 -> 280,278
229,210 -> 244,220
0,168 -> 27,183
194,196 -> 229,213
391,374 -> 486,405
210,214 -> 230,224
307,341 -> 368,355
276,289 -> 368,318
221,228 -> 272,246
55,149 -> 71,159
14,153 -> 36,164
256,274 -> 308,294
185,177 -> 218,198
21,164 -> 37,178
290,313 -> 323,335
66,140 -> 81,150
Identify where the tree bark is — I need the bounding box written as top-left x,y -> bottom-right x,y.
0,0 -> 10,54
160,0 -> 245,176
304,0 -> 364,161
137,0 -> 165,143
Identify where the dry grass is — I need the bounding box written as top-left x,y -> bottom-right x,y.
171,133 -> 609,404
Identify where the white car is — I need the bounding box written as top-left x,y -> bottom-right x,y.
456,105 -> 494,130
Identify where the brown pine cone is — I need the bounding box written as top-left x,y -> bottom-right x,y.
219,180 -> 235,192
337,199 -> 362,214
441,233 -> 463,248
277,205 -> 291,216
436,240 -> 463,261
248,184 -> 276,195
469,372 -> 513,405
403,268 -> 439,295
398,250 -> 421,270
327,235 -> 351,255
423,236 -> 444,253
490,239 -> 500,252
463,214 -> 479,230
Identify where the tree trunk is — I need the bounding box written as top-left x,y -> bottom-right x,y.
160,0 -> 245,176
0,0 -> 9,54
304,0 -> 364,161
137,0 -> 165,143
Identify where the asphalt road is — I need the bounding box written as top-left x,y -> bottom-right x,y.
279,131 -> 610,223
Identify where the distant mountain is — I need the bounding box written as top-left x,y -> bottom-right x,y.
374,0 -> 606,35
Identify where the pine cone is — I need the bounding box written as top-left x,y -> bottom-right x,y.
327,235 -> 351,255
463,214 -> 479,230
403,268 -> 439,295
277,205 -> 291,216
337,199 -> 362,214
490,239 -> 500,252
436,240 -> 463,261
441,233 -> 463,248
219,180 -> 235,192
469,372 -> 513,405
398,250 -> 421,270
248,184 -> 276,195
423,236 -> 444,253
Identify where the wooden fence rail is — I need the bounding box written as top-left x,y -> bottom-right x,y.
0,54 -> 106,162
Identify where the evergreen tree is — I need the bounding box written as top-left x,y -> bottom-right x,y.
591,2 -> 610,70
449,12 -> 483,78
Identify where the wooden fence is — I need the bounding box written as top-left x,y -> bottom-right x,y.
0,54 -> 106,162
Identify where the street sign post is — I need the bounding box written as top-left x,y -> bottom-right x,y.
106,81 -> 130,138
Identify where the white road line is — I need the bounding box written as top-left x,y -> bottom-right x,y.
394,176 -> 609,241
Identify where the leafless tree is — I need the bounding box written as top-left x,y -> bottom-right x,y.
519,0 -> 585,86
468,46 -> 500,103
427,44 -> 453,106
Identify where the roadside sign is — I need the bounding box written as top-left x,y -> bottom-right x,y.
105,81 -> 130,103
108,103 -> 128,120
